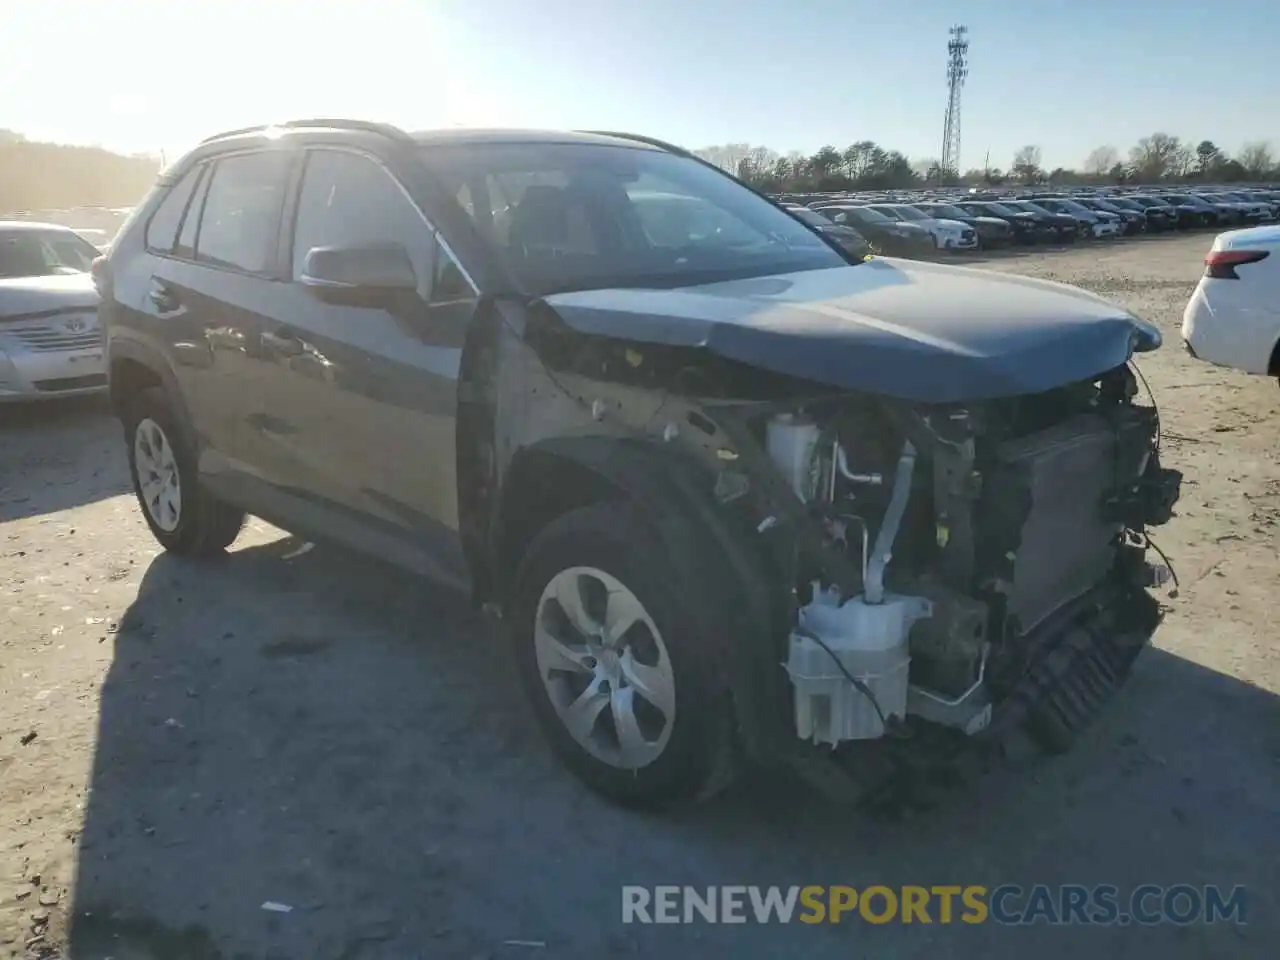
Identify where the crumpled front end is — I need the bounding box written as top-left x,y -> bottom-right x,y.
482,298 -> 1181,803
715,362 -> 1181,787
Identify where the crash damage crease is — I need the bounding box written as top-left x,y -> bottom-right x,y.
462,286 -> 1181,803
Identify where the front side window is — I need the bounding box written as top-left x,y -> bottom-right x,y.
421,142 -> 843,295
291,150 -> 436,293
195,152 -> 290,273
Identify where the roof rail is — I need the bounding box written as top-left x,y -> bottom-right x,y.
577,130 -> 692,158
200,118 -> 412,145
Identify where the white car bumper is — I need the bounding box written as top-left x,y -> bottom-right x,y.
936,233 -> 979,250
0,317 -> 107,401
1092,222 -> 1121,238
1181,279 -> 1280,376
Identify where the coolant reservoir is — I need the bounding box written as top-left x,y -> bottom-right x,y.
786,587 -> 931,744
766,414 -> 821,502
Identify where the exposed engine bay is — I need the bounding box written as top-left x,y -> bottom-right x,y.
494,306 -> 1183,788
745,363 -> 1182,748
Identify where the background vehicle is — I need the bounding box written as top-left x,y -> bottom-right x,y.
99,120 -> 1179,810
865,203 -> 977,250
913,201 -> 1013,247
813,204 -> 935,256
956,200 -> 1052,244
1108,196 -> 1175,231
1182,225 -> 1280,384
1125,195 -> 1189,228
1154,194 -> 1221,228
0,221 -> 105,401
1031,197 -> 1121,238
1198,192 -> 1271,225
1001,200 -> 1081,241
785,205 -> 875,258
1076,197 -> 1147,235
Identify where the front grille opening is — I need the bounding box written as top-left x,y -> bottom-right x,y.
33,374 -> 107,392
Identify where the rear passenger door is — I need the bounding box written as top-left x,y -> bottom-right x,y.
140,147 -> 294,484
249,146 -> 475,566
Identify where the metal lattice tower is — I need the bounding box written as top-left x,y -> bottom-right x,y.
940,25 -> 969,178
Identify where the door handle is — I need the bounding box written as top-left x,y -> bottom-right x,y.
261,329 -> 304,357
147,280 -> 181,313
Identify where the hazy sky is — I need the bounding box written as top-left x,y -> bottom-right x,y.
3,0 -> 1277,170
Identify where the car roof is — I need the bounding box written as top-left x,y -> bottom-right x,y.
410,128 -> 663,151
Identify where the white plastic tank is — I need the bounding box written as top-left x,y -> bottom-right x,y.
766,414 -> 821,502
785,585 -> 931,744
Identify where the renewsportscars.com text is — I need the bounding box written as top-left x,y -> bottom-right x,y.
621,884 -> 1248,926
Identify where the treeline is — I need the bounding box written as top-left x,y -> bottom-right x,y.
0,130 -> 160,212
696,134 -> 1280,193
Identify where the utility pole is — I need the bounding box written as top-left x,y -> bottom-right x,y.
940,25 -> 969,180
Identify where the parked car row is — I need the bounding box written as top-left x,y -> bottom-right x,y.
773,183 -> 1280,258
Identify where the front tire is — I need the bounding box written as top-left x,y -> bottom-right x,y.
510,501 -> 732,808
124,386 -> 245,555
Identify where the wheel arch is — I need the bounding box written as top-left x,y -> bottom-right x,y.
1267,336 -> 1280,377
490,436 -> 794,762
108,340 -> 192,434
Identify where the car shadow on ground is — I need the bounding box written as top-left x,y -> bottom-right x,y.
68,539 -> 1278,959
0,396 -> 128,520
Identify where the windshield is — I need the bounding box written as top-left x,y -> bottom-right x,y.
419,142 -> 844,293
1050,198 -> 1093,215
885,205 -> 927,221
980,202 -> 1021,216
837,206 -> 892,224
1107,198 -> 1142,211
1016,201 -> 1053,215
790,208 -> 830,228
923,203 -> 968,219
0,229 -> 99,279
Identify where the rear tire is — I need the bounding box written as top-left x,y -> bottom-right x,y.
510,501 -> 733,808
124,386 -> 245,555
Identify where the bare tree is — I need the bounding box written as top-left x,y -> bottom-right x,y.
1011,145 -> 1042,183
1084,145 -> 1119,176
1129,133 -> 1184,180
1237,141 -> 1275,179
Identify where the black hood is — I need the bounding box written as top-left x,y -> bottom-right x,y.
542,259 -> 1160,404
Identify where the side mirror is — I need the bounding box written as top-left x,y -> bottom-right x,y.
300,243 -> 418,307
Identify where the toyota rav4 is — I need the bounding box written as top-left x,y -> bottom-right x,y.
98,120 -> 1181,808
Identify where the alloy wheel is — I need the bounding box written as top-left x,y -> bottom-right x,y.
534,566 -> 676,770
133,418 -> 182,532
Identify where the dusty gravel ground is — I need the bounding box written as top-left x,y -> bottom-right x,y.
1,233 -> 1277,959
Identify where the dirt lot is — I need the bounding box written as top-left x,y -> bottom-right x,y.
2,233 -> 1277,959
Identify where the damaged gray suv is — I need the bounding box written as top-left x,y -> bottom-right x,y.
99,120 -> 1181,807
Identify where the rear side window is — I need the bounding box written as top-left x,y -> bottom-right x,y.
144,166 -> 202,253
174,166 -> 210,258
195,152 -> 290,274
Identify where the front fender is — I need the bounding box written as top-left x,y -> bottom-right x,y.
496,436 -> 795,762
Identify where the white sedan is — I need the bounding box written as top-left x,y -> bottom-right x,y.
1182,225 -> 1280,385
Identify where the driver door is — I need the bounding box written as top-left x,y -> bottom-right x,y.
243,147 -> 475,551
